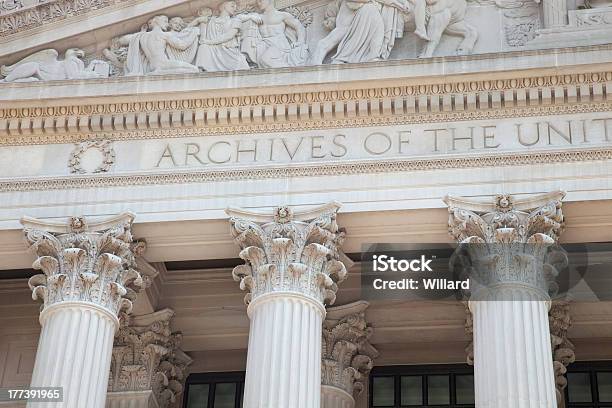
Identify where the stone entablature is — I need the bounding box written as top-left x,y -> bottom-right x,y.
0,47 -> 611,144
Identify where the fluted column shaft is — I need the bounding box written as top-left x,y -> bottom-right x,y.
245,294 -> 324,408
21,214 -> 142,408
446,192 -> 565,408
471,292 -> 556,407
29,303 -> 117,408
227,204 -> 347,408
542,0 -> 568,28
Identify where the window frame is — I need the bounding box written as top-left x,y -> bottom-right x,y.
369,364 -> 475,408
565,361 -> 612,408
183,371 -> 245,408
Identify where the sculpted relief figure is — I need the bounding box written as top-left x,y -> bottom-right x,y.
311,0 -> 478,64
119,15 -> 200,75
0,48 -> 109,82
417,0 -> 478,58
310,0 -> 384,65
241,0 -> 308,68
165,16 -> 201,65
196,2 -> 258,71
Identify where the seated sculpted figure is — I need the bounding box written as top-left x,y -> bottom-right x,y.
197,1 -> 260,72
241,0 -> 308,68
119,15 -> 200,76
1,48 -> 109,82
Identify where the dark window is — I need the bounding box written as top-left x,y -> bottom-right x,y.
566,361 -> 612,408
184,372 -> 245,408
369,364 -> 475,408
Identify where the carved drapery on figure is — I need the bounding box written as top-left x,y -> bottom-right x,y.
322,301 -> 379,402
227,202 -> 347,306
21,213 -> 144,316
108,308 -> 193,408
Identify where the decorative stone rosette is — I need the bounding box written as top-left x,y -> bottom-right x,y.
445,192 -> 566,300
109,308 -> 192,408
21,213 -> 144,316
227,202 -> 347,306
322,301 -> 378,397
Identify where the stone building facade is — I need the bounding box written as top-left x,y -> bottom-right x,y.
0,0 -> 612,407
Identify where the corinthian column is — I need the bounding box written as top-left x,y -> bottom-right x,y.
321,301 -> 378,408
21,214 -> 144,408
227,203 -> 348,408
107,308 -> 193,408
445,192 -> 565,408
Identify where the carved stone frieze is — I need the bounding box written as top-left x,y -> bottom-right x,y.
21,212 -> 144,316
109,308 -> 193,408
549,300 -> 575,406
322,301 -> 378,397
0,48 -> 109,82
0,0 -> 129,36
2,0 -> 483,79
227,202 -> 347,306
68,139 -> 115,174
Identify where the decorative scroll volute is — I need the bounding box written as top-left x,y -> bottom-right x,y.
21,213 -> 144,316
227,202 -> 347,305
322,301 -> 378,397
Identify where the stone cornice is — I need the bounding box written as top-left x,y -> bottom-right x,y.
0,68 -> 610,146
1,146 -> 611,193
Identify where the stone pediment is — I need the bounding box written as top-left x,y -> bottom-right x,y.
1,0 -> 612,83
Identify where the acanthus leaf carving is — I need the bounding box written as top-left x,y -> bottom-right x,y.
322,301 -> 378,397
109,308 -> 193,408
227,202 -> 347,306
21,212 -> 144,316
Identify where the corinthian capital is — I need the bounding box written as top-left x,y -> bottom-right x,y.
444,192 -> 567,300
109,308 -> 193,408
21,213 -> 144,316
322,301 -> 379,397
226,202 -> 347,305
444,191 -> 565,244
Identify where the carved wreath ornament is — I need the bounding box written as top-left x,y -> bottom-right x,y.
69,140 -> 116,174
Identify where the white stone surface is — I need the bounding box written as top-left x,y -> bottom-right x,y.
446,192 -> 564,408
21,214 -> 143,408
228,204 -> 347,408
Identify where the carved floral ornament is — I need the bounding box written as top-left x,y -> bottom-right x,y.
21,212 -> 144,316
0,0 -> 480,81
227,202 -> 347,306
109,308 -> 193,408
